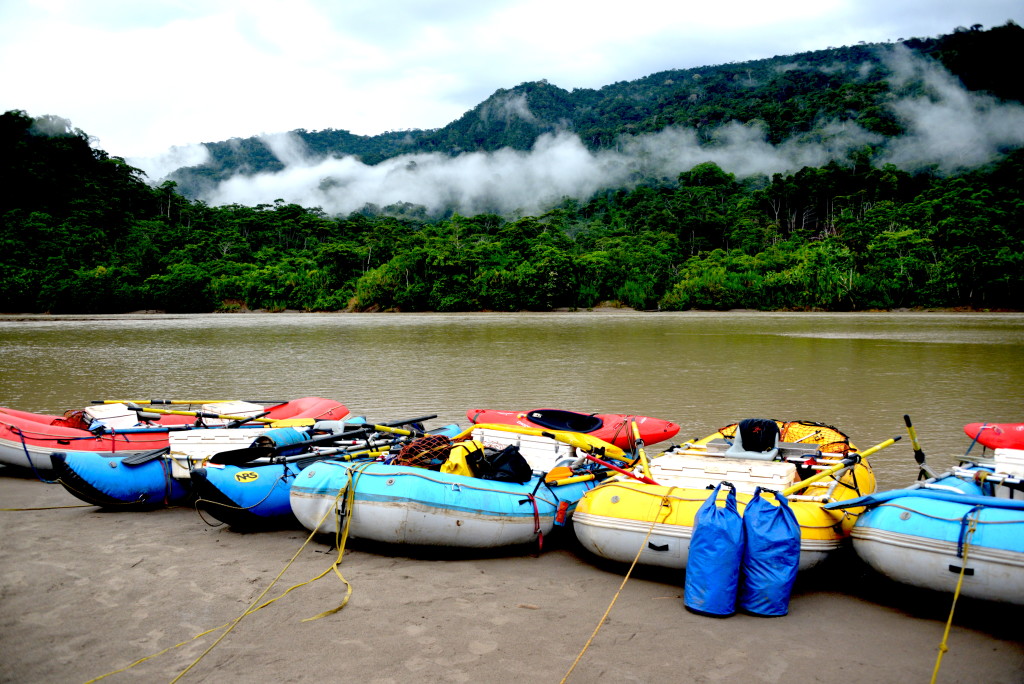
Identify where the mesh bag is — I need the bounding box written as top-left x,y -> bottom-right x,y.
779,420 -> 849,447
394,434 -> 453,470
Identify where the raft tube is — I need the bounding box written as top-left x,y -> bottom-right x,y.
290,460 -> 595,547
192,423 -> 462,528
835,468 -> 1024,604
0,396 -> 348,472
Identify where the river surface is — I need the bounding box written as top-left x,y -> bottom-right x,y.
1,310 -> 1022,489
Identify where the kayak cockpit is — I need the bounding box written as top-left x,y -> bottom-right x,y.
522,409 -> 604,433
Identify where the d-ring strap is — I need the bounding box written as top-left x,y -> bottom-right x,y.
956,505 -> 984,558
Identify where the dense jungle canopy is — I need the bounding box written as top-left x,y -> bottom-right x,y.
1,22 -> 1022,314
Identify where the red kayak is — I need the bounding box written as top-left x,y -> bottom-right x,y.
466,408 -> 680,449
0,397 -> 349,472
963,422 -> 1024,450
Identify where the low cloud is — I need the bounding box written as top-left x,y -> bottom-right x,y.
878,44 -> 1024,171
128,144 -> 211,182
195,47 -> 1024,217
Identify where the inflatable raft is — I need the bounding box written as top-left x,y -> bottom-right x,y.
0,397 -> 348,472
290,424 -> 623,549
573,419 -> 884,572
827,433 -> 1024,604
466,408 -> 679,449
192,422 -> 462,528
49,398 -> 349,507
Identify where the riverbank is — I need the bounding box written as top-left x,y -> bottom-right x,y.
1,307 -> 1023,322
2,472 -> 1021,683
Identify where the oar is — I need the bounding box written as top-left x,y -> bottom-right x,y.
210,415 -> 437,465
209,426 -> 373,465
904,414 -> 938,480
90,424 -> 199,435
780,435 -> 902,496
337,415 -> 441,439
631,419 -> 653,480
287,442 -> 399,470
459,422 -> 627,459
546,469 -> 614,487
94,399 -> 287,405
126,405 -> 283,425
359,424 -> 428,438
579,452 -> 660,485
225,411 -> 270,429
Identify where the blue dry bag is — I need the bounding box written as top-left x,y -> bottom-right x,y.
684,481 -> 745,617
738,487 -> 801,617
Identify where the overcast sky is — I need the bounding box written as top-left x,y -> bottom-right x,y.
0,0 -> 1019,162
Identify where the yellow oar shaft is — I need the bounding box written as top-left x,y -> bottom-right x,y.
550,473 -> 599,486
780,435 -> 901,496
135,406 -> 275,423
464,423 -> 626,458
100,400 -> 283,405
630,419 -> 652,479
333,448 -> 389,462
905,417 -> 922,453
363,424 -> 421,437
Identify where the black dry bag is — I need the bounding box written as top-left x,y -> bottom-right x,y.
467,444 -> 533,483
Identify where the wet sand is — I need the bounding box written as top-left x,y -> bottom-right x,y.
1,471 -> 1021,684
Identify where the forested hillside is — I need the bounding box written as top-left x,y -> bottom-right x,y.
1,23 -> 1022,314
167,22 -> 1024,202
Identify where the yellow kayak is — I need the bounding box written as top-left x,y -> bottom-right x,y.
573,419 -> 878,572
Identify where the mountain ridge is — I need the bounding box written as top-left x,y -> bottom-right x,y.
165,21 -> 1023,209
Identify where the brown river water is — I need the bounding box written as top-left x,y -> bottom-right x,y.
1,310 -> 1021,489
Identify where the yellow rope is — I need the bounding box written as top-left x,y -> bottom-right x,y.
84,478 -> 354,683
1,504 -> 93,511
49,477 -> 163,508
192,473 -> 289,525
559,491 -> 675,683
930,513 -> 978,684
168,477 -> 356,682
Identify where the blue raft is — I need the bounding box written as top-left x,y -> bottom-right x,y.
289,425 -> 611,549
191,422 -> 462,528
826,464 -> 1024,604
50,423 -> 346,508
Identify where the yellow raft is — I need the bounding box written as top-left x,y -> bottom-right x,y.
573,420 -> 878,572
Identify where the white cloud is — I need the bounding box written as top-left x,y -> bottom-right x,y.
196,48 -> 1024,218
128,144 -> 211,181
2,0 -> 1020,158
878,45 -> 1024,172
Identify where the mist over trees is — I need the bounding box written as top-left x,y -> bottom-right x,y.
1,22 -> 1022,314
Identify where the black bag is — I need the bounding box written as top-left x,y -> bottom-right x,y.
466,444 -> 533,483
737,418 -> 780,453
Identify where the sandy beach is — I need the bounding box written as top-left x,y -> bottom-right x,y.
1,470 -> 1021,684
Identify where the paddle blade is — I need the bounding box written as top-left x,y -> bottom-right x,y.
121,447 -> 170,466
544,466 -> 574,483
208,446 -> 276,465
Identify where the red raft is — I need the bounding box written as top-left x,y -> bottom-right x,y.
466,408 -> 680,449
963,422 -> 1024,450
0,397 -> 349,472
